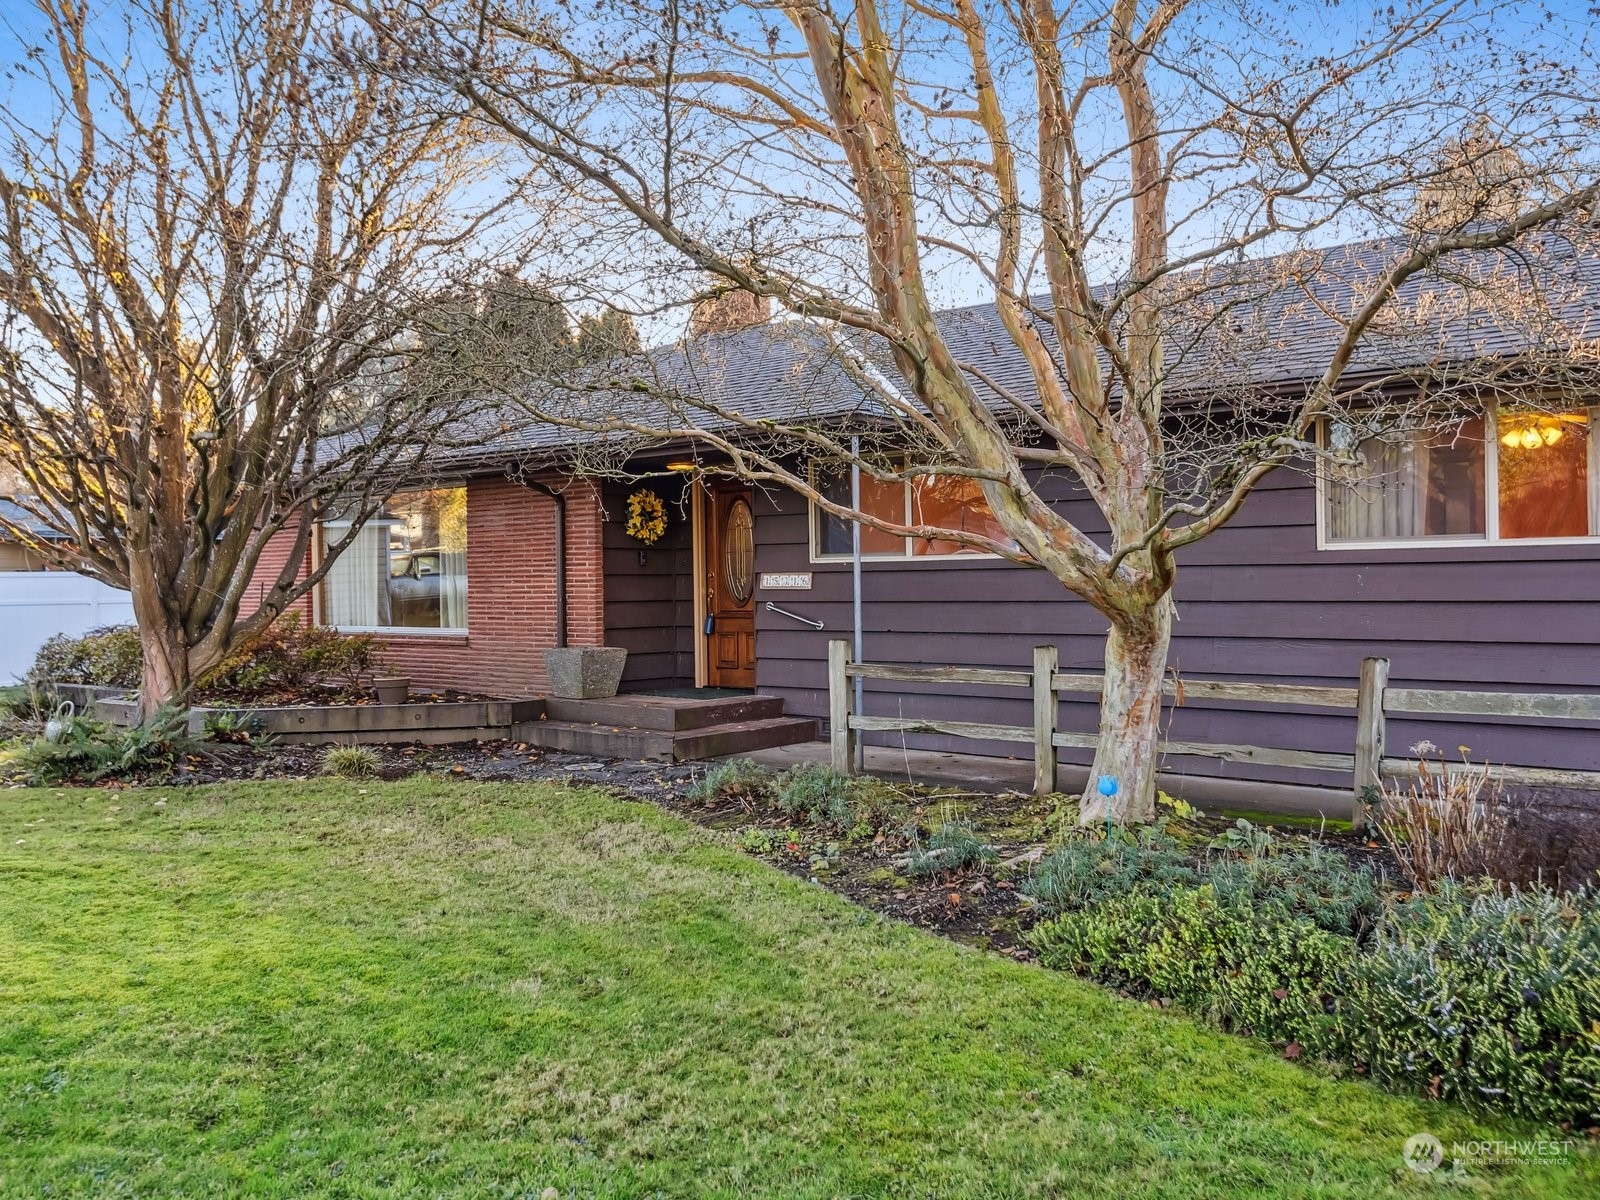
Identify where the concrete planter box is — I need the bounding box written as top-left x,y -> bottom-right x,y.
41,682 -> 131,709
542,646 -> 628,699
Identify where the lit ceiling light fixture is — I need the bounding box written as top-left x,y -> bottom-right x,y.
1500,414 -> 1578,450
664,460 -> 698,472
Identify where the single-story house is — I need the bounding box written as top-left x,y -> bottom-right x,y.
0,497 -> 64,572
253,232 -> 1600,809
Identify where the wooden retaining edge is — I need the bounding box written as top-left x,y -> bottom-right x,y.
90,697 -> 544,743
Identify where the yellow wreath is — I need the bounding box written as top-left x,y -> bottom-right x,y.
625,488 -> 668,545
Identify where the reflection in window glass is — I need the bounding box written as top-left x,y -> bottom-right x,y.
1324,418 -> 1486,541
1498,412 -> 1590,539
812,460 -> 1014,559
1324,408 -> 1600,544
320,487 -> 468,629
910,475 -> 1016,555
813,463 -> 907,557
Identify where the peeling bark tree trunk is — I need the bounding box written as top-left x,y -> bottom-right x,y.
130,582 -> 192,720
1081,592 -> 1173,825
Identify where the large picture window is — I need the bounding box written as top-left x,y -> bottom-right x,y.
811,461 -> 1015,559
1321,407 -> 1597,546
319,487 -> 468,630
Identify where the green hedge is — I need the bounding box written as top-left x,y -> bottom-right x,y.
1030,879 -> 1600,1126
1310,884 -> 1600,1125
29,624 -> 142,688
1031,885 -> 1352,1040
1025,822 -> 1382,938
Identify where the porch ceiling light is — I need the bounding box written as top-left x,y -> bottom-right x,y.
665,460 -> 698,472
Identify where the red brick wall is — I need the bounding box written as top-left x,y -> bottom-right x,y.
246,528 -> 314,623
246,475 -> 607,697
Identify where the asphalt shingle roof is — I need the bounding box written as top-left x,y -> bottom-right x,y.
0,497 -> 65,541
428,227 -> 1600,470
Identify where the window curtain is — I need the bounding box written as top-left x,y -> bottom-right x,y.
1326,436 -> 1426,540
439,548 -> 467,629
321,522 -> 390,627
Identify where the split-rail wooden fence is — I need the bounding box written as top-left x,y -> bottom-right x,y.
826,640 -> 1600,825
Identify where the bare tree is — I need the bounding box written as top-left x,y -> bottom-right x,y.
0,0 -> 523,715
379,0 -> 1597,821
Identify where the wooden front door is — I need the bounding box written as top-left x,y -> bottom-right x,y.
705,484 -> 756,687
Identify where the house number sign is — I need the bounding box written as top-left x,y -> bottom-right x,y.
759,572 -> 812,590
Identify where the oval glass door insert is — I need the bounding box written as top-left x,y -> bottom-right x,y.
723,499 -> 755,604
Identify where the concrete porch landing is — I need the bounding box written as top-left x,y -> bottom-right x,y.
512,693 -> 815,763
739,741 -> 1353,822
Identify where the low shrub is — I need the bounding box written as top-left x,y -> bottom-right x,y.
905,817 -> 994,877
0,705 -> 207,785
323,744 -> 380,779
199,614 -> 389,701
1023,821 -> 1198,916
1028,815 -> 1382,939
26,617 -> 390,705
689,757 -> 772,805
1207,843 -> 1385,939
1030,857 -> 1599,1126
28,625 -> 141,689
1375,741 -> 1510,892
773,763 -> 858,827
1031,885 -> 1352,1039
202,711 -> 269,745
1310,882 -> 1600,1126
0,684 -> 46,720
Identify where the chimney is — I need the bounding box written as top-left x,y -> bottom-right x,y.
689,287 -> 772,337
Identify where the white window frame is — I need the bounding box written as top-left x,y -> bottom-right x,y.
314,486 -> 470,634
1315,403 -> 1600,550
806,461 -> 1010,563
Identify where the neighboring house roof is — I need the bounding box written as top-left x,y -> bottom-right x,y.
0,497 -> 67,541
425,227 -> 1600,473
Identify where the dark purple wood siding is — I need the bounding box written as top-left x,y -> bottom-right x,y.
749,467 -> 1600,791
603,476 -> 697,691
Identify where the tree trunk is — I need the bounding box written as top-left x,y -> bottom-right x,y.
131,589 -> 192,720
1080,592 -> 1174,825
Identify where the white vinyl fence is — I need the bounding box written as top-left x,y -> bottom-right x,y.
0,572 -> 135,683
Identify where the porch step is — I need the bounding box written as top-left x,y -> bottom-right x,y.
542,694 -> 784,732
512,714 -> 816,762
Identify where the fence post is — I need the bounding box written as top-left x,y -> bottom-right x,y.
1032,644 -> 1059,797
1353,656 -> 1390,831
828,638 -> 856,775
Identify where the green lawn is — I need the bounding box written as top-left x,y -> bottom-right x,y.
0,780 -> 1591,1198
